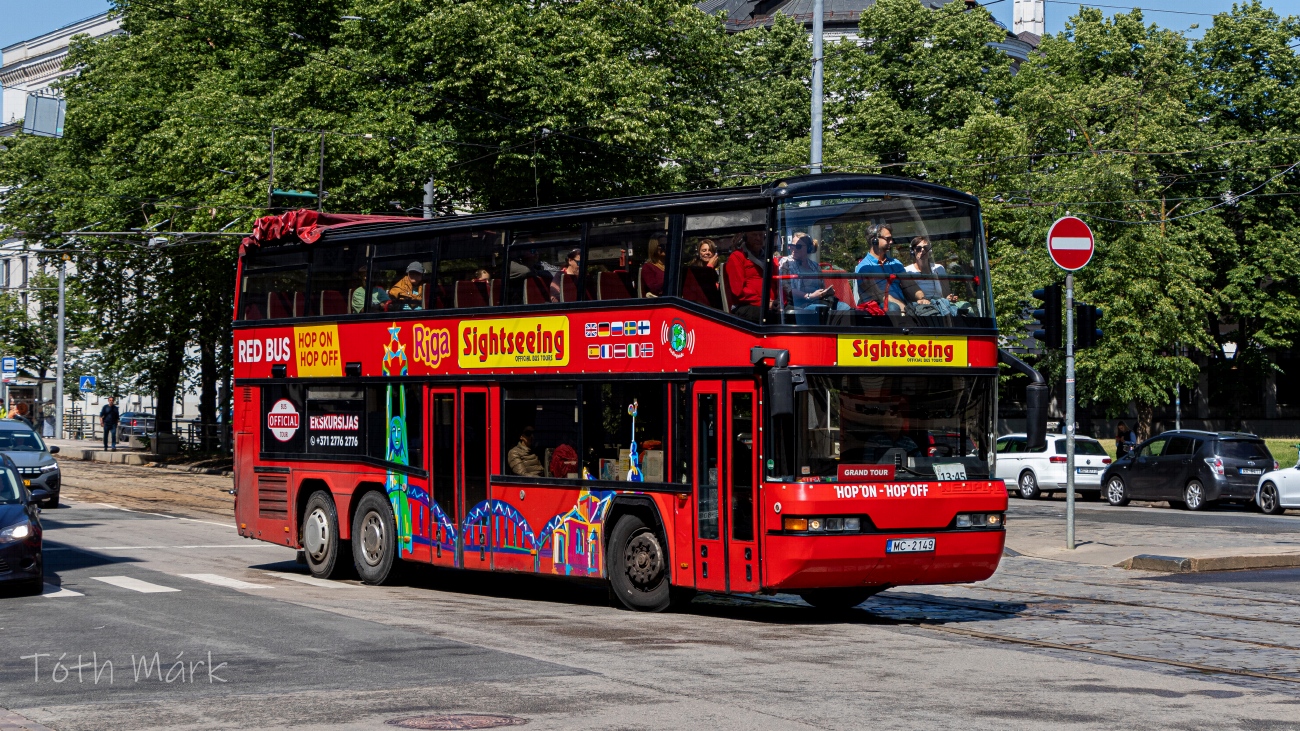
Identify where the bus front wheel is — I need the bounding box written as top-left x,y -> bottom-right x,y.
302,491 -> 348,580
352,491 -> 396,585
608,514 -> 671,612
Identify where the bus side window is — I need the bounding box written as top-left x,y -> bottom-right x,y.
240,249 -> 308,320
584,215 -> 670,301
371,239 -> 434,313
309,244 -> 367,317
580,382 -> 667,482
435,230 -> 505,309
678,209 -> 766,313
506,224 -> 582,305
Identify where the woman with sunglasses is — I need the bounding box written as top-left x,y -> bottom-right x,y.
780,232 -> 840,310
904,236 -> 958,313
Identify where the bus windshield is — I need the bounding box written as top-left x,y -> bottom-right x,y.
774,194 -> 991,327
769,374 -> 993,482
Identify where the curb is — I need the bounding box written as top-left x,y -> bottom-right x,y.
56,448 -> 233,477
1118,553 -> 1300,573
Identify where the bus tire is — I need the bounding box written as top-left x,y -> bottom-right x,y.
608,514 -> 670,612
302,491 -> 347,580
799,586 -> 885,612
352,491 -> 396,585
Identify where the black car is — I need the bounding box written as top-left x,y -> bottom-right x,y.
1101,430 -> 1276,511
0,454 -> 43,594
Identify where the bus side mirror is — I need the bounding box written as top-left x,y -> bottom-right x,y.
767,367 -> 806,418
1025,382 -> 1048,452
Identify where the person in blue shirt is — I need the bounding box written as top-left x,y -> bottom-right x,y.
855,224 -> 928,312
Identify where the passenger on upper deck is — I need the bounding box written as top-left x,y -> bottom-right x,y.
507,427 -> 543,477
550,249 -> 581,303
388,262 -> 425,310
904,236 -> 960,315
694,239 -> 720,268
724,231 -> 769,323
641,237 -> 667,297
854,224 -> 928,313
472,269 -> 492,283
779,232 -> 848,311
350,265 -> 369,314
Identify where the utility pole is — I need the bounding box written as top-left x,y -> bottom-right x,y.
55,254 -> 67,440
317,131 -> 326,212
267,127 -> 276,210
810,0 -> 824,175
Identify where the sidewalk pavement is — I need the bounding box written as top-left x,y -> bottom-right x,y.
1006,502 -> 1300,573
45,437 -> 231,475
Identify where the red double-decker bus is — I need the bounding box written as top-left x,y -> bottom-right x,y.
232,174 -> 1043,611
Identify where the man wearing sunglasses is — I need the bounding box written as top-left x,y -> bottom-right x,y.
855,224 -> 927,312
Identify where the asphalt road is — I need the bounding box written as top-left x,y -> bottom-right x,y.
1008,493 -> 1300,534
3,496 -> 1300,730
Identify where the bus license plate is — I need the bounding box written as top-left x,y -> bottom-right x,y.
886,538 -> 935,553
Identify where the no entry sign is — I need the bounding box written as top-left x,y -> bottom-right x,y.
1046,216 -> 1094,271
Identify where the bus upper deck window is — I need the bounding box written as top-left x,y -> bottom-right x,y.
585,215 -> 670,301
240,249 -> 307,320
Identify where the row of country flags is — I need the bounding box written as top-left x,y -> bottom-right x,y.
588,343 -> 655,359
585,320 -> 652,338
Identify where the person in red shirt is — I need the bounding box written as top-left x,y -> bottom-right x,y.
725,231 -> 768,322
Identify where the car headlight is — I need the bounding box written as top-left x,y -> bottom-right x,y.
0,521 -> 32,543
40,463 -> 58,473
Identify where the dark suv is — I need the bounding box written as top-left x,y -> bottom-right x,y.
1101,430 -> 1276,511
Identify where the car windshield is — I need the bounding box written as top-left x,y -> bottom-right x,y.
773,193 -> 991,327
0,467 -> 22,503
768,374 -> 992,481
0,429 -> 46,452
1055,440 -> 1107,455
1218,440 -> 1271,461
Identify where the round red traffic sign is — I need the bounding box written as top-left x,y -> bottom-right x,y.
1046,216 -> 1094,271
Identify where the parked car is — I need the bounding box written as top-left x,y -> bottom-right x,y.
116,411 -> 156,443
0,454 -> 43,594
1255,454 -> 1300,514
1101,430 -> 1276,511
0,422 -> 61,509
996,433 -> 1111,499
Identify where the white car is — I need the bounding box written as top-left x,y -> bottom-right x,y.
1255,459 -> 1300,514
995,433 -> 1113,500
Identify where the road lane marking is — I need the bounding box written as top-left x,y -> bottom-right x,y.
180,573 -> 272,590
42,584 -> 83,597
91,502 -> 234,528
265,572 -> 355,589
43,544 -> 284,552
91,576 -> 181,593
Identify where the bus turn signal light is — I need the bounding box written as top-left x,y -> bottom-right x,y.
783,517 -> 862,532
955,512 -> 1005,528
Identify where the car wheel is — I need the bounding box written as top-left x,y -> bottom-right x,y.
1018,471 -> 1041,499
608,514 -> 671,612
1259,482 -> 1284,515
1183,480 -> 1207,511
45,492 -> 59,509
1106,476 -> 1130,506
351,491 -> 396,585
301,491 -> 348,580
799,586 -> 887,612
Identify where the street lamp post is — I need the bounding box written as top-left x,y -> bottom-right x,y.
55,254 -> 67,440
810,0 -> 824,175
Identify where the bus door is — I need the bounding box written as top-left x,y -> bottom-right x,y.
693,380 -> 760,593
428,389 -> 458,569
459,388 -> 492,570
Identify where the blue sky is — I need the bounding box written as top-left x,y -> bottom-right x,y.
2,0 -> 1300,50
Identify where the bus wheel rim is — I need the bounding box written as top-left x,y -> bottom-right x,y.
624,531 -> 663,590
305,508 -> 329,560
361,512 -> 386,566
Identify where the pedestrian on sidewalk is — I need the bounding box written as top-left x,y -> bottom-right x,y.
100,396 -> 120,451
1115,421 -> 1136,457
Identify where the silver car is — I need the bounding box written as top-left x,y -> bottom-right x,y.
996,433 -> 1112,500
0,422 -> 61,508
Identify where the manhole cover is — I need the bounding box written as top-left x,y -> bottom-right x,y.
386,714 -> 528,730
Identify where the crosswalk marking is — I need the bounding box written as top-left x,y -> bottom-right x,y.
42,584 -> 83,597
180,573 -> 272,590
264,572 -> 354,589
91,576 -> 181,593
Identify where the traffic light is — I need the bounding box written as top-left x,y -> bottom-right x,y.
1075,303 -> 1103,349
1031,284 -> 1062,350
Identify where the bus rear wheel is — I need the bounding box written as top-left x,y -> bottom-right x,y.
608,514 -> 671,612
799,586 -> 885,612
352,491 -> 396,585
302,491 -> 348,580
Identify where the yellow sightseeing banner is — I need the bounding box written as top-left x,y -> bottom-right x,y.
838,335 -> 967,367
459,316 -> 570,368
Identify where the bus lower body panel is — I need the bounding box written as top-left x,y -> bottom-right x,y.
761,530 -> 1005,591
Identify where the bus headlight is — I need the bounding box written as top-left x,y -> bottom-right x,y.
955,513 -> 1004,528
784,516 -> 864,533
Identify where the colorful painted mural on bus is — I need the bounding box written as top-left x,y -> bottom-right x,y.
535,488 -> 614,576
382,324 -> 415,556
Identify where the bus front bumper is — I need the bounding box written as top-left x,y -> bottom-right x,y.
762,529 -> 1005,591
